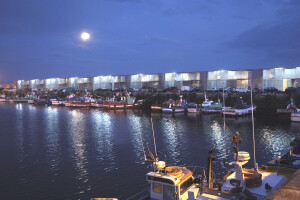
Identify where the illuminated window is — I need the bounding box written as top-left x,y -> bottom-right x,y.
152,182 -> 162,194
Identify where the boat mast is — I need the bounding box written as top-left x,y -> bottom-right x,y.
139,126 -> 147,161
151,117 -> 158,158
250,75 -> 257,171
223,88 -> 226,159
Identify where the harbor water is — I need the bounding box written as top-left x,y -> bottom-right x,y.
0,103 -> 299,199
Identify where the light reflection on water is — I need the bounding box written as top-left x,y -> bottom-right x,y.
0,104 -> 299,199
91,110 -> 115,171
69,109 -> 89,195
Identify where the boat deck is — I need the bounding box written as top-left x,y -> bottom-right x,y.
222,171 -> 287,198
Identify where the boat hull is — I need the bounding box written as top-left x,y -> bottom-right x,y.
162,108 -> 185,113
68,102 -> 91,108
291,113 -> 300,122
51,100 -> 64,106
91,103 -> 103,108
28,99 -> 35,104
187,108 -> 200,113
102,102 -> 143,109
222,107 -> 256,116
151,105 -> 162,112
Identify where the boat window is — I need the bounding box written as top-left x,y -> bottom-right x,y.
180,177 -> 194,195
163,185 -> 175,200
147,176 -> 174,185
152,182 -> 162,194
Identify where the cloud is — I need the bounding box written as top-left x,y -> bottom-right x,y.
226,1 -> 300,66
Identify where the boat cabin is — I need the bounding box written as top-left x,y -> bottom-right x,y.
146,161 -> 198,200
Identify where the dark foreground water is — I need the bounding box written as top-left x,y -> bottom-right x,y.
0,103 -> 299,199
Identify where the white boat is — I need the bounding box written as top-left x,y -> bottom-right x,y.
201,93 -> 213,107
222,104 -> 255,116
51,100 -> 64,106
28,99 -> 35,104
162,107 -> 185,113
291,109 -> 300,122
277,98 -> 297,114
0,98 -> 9,102
187,108 -> 200,113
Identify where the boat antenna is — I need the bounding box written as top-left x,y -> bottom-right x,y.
250,75 -> 258,172
151,117 -> 158,158
138,125 -> 147,161
222,87 -> 227,165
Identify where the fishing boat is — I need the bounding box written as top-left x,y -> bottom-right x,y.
68,101 -> 91,108
201,93 -> 213,107
28,99 -> 35,104
33,99 -> 50,106
13,98 -> 28,103
128,118 -> 233,200
0,98 -> 9,102
161,98 -> 186,113
222,103 -> 255,116
201,100 -> 223,113
27,95 -> 37,104
291,109 -> 300,122
51,99 -> 64,106
91,102 -> 103,108
162,106 -> 185,113
102,97 -> 143,109
277,98 -> 297,114
186,103 -> 201,113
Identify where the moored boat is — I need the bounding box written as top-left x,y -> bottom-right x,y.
0,98 -> 9,102
91,102 -> 103,108
68,101 -> 91,108
28,99 -> 35,104
277,98 -> 297,114
51,100 -> 64,106
161,106 -> 185,113
33,99 -> 50,106
202,101 -> 223,113
291,109 -> 300,122
222,103 -> 255,116
13,98 -> 28,103
102,96 -> 143,109
151,104 -> 162,112
186,103 -> 201,113
201,93 -> 213,107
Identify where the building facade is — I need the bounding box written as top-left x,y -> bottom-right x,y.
16,67 -> 300,91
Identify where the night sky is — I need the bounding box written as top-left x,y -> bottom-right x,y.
1,0 -> 300,81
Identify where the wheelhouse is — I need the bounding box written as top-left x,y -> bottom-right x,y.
146,166 -> 196,200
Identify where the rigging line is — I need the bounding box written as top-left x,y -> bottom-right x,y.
138,125 -> 147,161
151,117 -> 158,158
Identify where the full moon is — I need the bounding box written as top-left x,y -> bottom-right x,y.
81,32 -> 90,41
